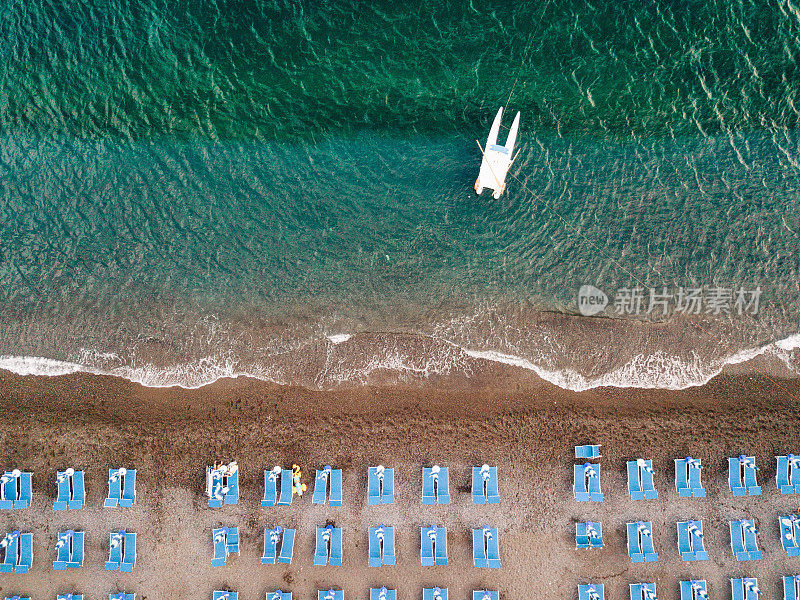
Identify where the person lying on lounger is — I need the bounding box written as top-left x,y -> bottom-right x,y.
583,463 -> 598,478
688,521 -> 703,539
430,465 -> 440,481
376,465 -> 385,481
744,580 -> 760,596
376,527 -> 385,543
379,588 -> 388,600
433,587 -> 443,600
637,521 -> 651,537
481,464 -> 491,481
739,455 -> 758,469
691,583 -> 708,600
427,527 -> 437,542
322,526 -> 333,543
636,458 -> 653,474
270,527 -> 283,545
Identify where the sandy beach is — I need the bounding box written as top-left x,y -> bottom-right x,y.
0,366 -> 799,600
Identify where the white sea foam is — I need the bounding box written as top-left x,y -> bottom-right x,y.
0,331 -> 798,391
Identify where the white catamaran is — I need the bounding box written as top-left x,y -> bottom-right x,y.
474,106 -> 520,199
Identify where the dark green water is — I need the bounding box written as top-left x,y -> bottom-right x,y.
1,0 -> 799,388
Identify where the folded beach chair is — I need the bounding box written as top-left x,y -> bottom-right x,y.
777,455 -> 800,493
420,526 -> 447,566
781,515 -> 800,557
574,463 -> 603,502
675,457 -> 705,497
730,519 -> 762,560
267,591 -> 292,600
578,584 -> 604,600
314,525 -> 342,566
677,520 -> 708,561
627,460 -> 657,500
368,466 -> 395,505
729,456 -> 761,496
575,445 -> 601,459
369,526 -> 395,567
472,526 -> 500,568
213,593 -> 238,600
576,522 -> 603,549
472,465 -> 500,504
423,589 -> 448,600
313,466 -> 343,506
318,591 -> 343,600
627,522 -> 658,562
371,588 -> 396,600
732,578 -> 760,600
422,466 -> 450,504
680,581 -> 708,600
121,532 -> 136,572
784,575 -> 800,600
1,532 -> 19,573
109,595 -> 135,600
630,584 -> 657,600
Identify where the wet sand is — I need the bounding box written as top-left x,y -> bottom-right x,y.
0,367 -> 799,600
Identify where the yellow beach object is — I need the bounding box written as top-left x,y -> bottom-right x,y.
292,464 -> 307,496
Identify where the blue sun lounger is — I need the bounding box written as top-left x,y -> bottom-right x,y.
472,526 -> 501,568
680,581 -> 708,600
206,465 -> 237,507
314,525 -> 342,566
423,589 -> 448,600
784,576 -> 800,600
677,520 -> 708,561
472,466 -> 500,504
777,455 -> 800,493
675,457 -> 705,497
54,530 -> 84,569
55,470 -> 85,510
576,522 -> 603,549
109,595 -> 135,600
630,584 -> 657,600
369,526 -> 395,567
578,585 -> 604,600
15,532 -> 32,574
627,522 -> 658,562
318,591 -> 343,600
474,592 -> 499,600
313,467 -> 343,506
212,527 -> 239,566
576,445 -> 601,459
106,531 -> 135,571
262,469 -> 294,506
105,468 -> 135,508
627,460 -> 657,500
267,591 -> 292,600
420,526 -> 447,566
58,595 -> 84,600
213,592 -> 238,600
729,456 -> 761,496
781,516 -> 800,556
262,526 -> 296,564
368,466 -> 395,505
422,467 -> 450,504
574,463 -> 603,502
730,520 -> 762,560
1,532 -> 19,573
0,471 -> 32,510
732,578 -> 760,600
371,588 -> 396,600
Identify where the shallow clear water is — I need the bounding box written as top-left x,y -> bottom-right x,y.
1,0 -> 799,389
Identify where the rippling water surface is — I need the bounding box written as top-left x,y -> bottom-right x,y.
1,0 -> 799,389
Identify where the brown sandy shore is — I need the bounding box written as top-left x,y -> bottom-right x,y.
0,366 -> 799,600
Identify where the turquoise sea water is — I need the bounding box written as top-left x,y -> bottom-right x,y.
1,0 -> 799,388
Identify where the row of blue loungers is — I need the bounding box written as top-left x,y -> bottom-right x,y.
575,517 -> 800,560
1,594 -> 499,600
0,529 -> 136,573
0,467 -> 136,510
579,577 -> 800,600
573,449 -> 800,501
210,524 -> 500,568
207,464 -> 501,507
